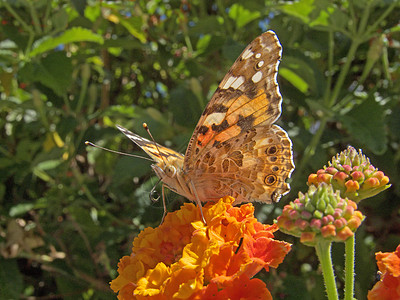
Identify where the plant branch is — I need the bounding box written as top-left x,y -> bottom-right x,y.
27,1 -> 42,34
328,38 -> 360,108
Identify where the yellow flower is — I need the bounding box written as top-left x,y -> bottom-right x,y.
110,197 -> 291,299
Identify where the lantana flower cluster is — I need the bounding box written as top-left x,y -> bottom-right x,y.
368,244 -> 400,300
276,184 -> 365,246
110,197 -> 291,299
308,146 -> 390,202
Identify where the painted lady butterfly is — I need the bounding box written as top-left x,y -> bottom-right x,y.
117,31 -> 294,221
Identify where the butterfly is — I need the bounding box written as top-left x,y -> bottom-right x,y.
117,30 -> 295,222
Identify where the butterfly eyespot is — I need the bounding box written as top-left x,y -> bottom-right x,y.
269,156 -> 278,162
272,166 -> 279,172
264,174 -> 277,186
266,146 -> 277,155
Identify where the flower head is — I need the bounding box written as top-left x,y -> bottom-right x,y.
368,244 -> 400,300
110,197 -> 291,299
308,146 -> 390,202
276,184 -> 365,246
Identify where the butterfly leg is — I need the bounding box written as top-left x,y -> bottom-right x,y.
159,184 -> 167,225
190,180 -> 207,224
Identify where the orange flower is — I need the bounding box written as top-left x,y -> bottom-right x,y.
110,197 -> 291,299
368,244 -> 400,300
193,273 -> 272,300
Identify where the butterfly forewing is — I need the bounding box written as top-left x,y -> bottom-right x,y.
116,125 -> 185,165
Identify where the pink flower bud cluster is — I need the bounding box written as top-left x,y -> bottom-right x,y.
276,184 -> 365,246
308,146 -> 390,203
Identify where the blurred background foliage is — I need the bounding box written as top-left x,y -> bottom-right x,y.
0,0 -> 399,299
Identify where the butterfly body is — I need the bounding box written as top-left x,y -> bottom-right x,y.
117,31 -> 294,213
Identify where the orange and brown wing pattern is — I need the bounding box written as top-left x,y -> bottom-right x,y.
184,31 -> 284,168
184,31 -> 294,203
188,125 -> 294,204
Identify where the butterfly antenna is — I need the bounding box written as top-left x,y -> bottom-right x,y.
142,123 -> 169,165
85,141 -> 155,162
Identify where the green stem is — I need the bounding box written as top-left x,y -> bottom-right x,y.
356,1 -> 371,37
344,234 -> 355,300
323,31 -> 334,106
365,1 -> 398,38
315,240 -> 339,300
76,63 -> 91,113
328,39 -> 360,108
27,1 -> 42,34
2,1 -> 33,33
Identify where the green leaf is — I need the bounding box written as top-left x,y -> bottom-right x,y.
0,258 -> 23,299
169,85 -> 202,128
279,0 -> 315,24
9,203 -> 35,217
228,4 -> 261,28
279,0 -> 347,29
112,156 -> 152,185
339,96 -> 387,154
20,51 -> 73,95
196,34 -> 212,56
190,16 -> 222,35
51,9 -> 68,31
281,53 -> 326,97
32,167 -> 53,182
36,159 -> 64,171
29,27 -> 104,57
70,0 -> 87,16
195,35 -> 225,57
107,10 -> 146,43
280,67 -> 309,94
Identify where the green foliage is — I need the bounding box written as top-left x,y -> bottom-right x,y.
0,0 -> 399,299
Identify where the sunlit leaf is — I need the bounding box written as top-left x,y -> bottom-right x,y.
228,3 -> 261,28
30,27 -> 104,57
9,203 -> 35,217
280,67 -> 309,94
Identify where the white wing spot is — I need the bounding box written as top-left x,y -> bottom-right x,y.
231,76 -> 245,89
252,71 -> 263,83
255,53 -> 261,59
203,112 -> 225,126
257,60 -> 264,68
222,76 -> 236,89
242,49 -> 254,60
